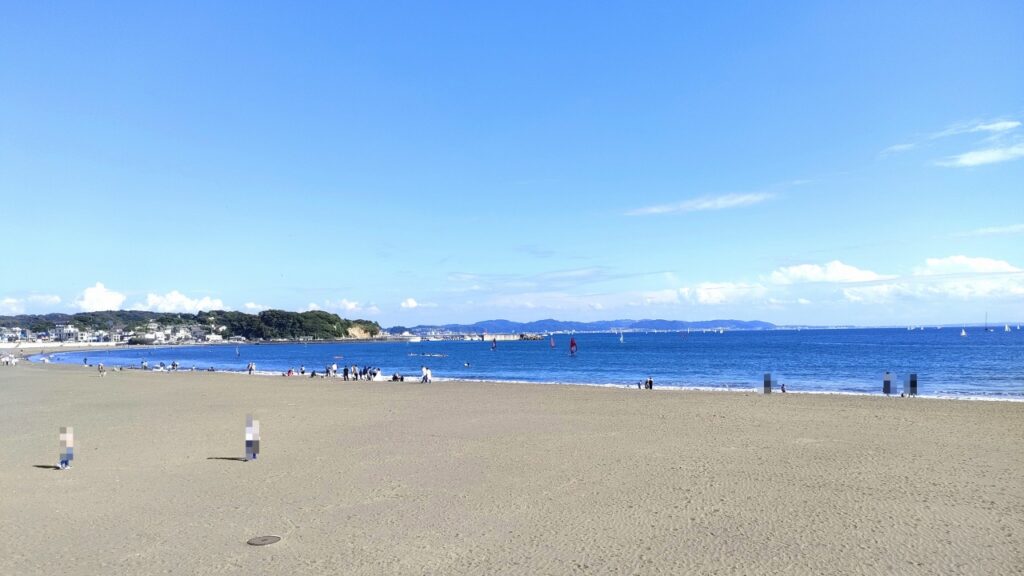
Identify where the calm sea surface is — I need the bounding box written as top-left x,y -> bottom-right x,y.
40,328 -> 1024,400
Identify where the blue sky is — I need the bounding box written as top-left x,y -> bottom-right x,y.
2,1 -> 1022,327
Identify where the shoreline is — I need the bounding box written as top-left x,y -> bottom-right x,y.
24,360 -> 1024,403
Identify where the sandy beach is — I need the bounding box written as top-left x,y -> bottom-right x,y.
1,363 -> 1021,575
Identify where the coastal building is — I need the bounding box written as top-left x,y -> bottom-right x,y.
52,323 -> 81,342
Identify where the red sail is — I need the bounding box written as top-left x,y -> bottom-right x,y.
569,337 -> 578,354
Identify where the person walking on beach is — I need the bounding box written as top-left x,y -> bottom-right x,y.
58,427 -> 74,470
98,363 -> 106,377
421,366 -> 428,383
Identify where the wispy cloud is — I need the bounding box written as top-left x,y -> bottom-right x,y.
953,223 -> 1024,237
968,120 -> 1021,133
932,119 -> 1021,139
880,143 -> 916,155
936,143 -> 1024,167
882,118 -> 1021,157
627,192 -> 774,216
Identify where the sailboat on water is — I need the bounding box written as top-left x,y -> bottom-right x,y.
960,327 -> 967,337
1006,324 -> 1012,333
619,331 -> 624,344
549,336 -> 555,349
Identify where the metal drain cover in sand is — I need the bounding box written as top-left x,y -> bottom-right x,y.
247,535 -> 281,546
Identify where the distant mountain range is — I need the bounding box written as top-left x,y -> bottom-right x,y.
387,318 -> 776,335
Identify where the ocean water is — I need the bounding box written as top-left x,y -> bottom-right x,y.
40,328 -> 1024,400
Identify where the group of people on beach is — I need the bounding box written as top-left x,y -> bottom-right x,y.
275,363 -> 415,382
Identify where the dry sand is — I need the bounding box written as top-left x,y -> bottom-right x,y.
1,363 -> 1021,575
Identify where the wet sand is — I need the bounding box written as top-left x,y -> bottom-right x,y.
1,363 -> 1021,575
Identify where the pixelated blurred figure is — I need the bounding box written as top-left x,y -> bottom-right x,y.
59,427 -> 74,469
245,415 -> 260,461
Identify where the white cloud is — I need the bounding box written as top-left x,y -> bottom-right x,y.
27,294 -> 61,305
305,302 -> 321,311
1,297 -> 24,314
685,282 -> 767,305
243,302 -> 268,311
797,298 -> 811,305
843,256 -> 1024,302
914,255 -> 1021,276
937,143 -> 1024,167
842,284 -> 911,303
336,299 -> 363,312
627,192 -> 773,216
955,223 -> 1024,237
769,261 -> 891,284
1,294 -> 62,314
133,291 -> 224,313
75,282 -> 127,312
320,298 -> 380,315
400,298 -> 419,309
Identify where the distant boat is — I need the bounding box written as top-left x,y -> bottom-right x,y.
1006,325 -> 1012,333
550,336 -> 555,348
491,338 -> 497,351
961,328 -> 967,337
569,337 -> 578,355
619,331 -> 624,344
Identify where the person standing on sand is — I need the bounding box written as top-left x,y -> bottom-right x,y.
58,427 -> 74,470
421,366 -> 428,383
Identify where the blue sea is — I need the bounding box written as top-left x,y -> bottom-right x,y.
39,328 -> 1024,400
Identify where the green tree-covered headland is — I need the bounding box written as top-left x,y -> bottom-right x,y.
0,310 -> 380,340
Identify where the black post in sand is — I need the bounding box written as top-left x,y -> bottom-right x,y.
763,373 -> 772,394
904,373 -> 918,397
883,371 -> 892,396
